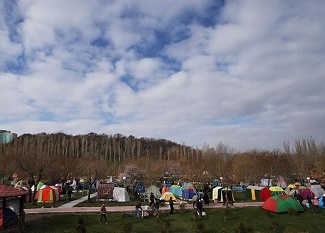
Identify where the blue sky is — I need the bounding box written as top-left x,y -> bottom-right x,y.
1,0 -> 325,151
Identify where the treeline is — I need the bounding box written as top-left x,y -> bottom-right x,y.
2,132 -> 201,162
1,133 -> 325,189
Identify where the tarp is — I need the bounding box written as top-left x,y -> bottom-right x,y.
160,191 -> 176,201
113,187 -> 130,202
262,194 -> 304,213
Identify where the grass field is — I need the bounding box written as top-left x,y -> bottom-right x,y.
24,206 -> 325,233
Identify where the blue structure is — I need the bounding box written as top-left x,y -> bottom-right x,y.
0,130 -> 17,144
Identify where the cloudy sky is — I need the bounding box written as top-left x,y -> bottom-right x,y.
1,0 -> 324,151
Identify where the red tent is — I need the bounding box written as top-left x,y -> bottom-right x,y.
37,186 -> 60,203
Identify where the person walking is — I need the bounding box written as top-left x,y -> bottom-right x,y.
150,192 -> 155,207
196,199 -> 203,217
99,203 -> 108,224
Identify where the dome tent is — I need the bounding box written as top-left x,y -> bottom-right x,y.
263,194 -> 304,213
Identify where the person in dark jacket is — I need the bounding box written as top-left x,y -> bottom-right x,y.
196,199 -> 203,217
169,197 -> 174,214
150,192 -> 155,207
203,191 -> 210,205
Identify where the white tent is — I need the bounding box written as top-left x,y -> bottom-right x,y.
145,185 -> 161,199
310,184 -> 325,198
113,187 -> 130,202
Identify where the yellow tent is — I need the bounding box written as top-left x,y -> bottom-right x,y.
160,191 -> 176,201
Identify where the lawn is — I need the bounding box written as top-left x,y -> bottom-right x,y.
24,206 -> 325,233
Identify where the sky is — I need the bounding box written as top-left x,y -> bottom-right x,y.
1,0 -> 325,152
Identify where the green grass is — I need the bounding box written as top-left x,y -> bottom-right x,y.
25,207 -> 325,233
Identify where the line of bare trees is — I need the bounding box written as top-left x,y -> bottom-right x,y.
1,133 -> 325,202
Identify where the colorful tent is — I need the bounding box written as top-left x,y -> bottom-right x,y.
245,186 -> 271,201
169,185 -> 182,197
160,191 -> 176,201
161,183 -> 171,194
269,186 -> 286,196
212,187 -> 235,203
212,186 -> 223,201
182,186 -> 196,200
298,188 -> 314,200
262,194 -> 304,213
37,186 -> 60,203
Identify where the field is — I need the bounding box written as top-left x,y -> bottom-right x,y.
24,206 -> 325,233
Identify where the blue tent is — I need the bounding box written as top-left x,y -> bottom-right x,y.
134,182 -> 145,194
169,185 -> 182,197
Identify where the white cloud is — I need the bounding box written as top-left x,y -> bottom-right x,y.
1,0 -> 325,151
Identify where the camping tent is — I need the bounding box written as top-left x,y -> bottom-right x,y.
97,183 -> 115,199
145,185 -> 161,199
37,186 -> 60,203
182,186 -> 196,200
181,182 -> 196,200
212,187 -> 223,202
212,187 -> 235,203
161,183 -> 171,194
113,187 -> 130,202
134,182 -> 145,194
262,194 -> 304,213
269,186 -> 286,196
309,185 -> 325,198
160,191 -> 176,201
169,185 -> 182,197
298,188 -> 315,200
246,186 -> 271,201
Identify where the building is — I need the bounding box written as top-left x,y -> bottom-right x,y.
0,130 -> 17,144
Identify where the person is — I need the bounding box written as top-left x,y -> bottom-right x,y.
203,191 -> 210,206
150,192 -> 155,207
192,195 -> 198,208
169,196 -> 174,214
196,198 -> 203,217
99,203 -> 108,224
155,198 -> 160,210
296,193 -> 303,206
135,201 -> 143,218
306,195 -> 313,208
